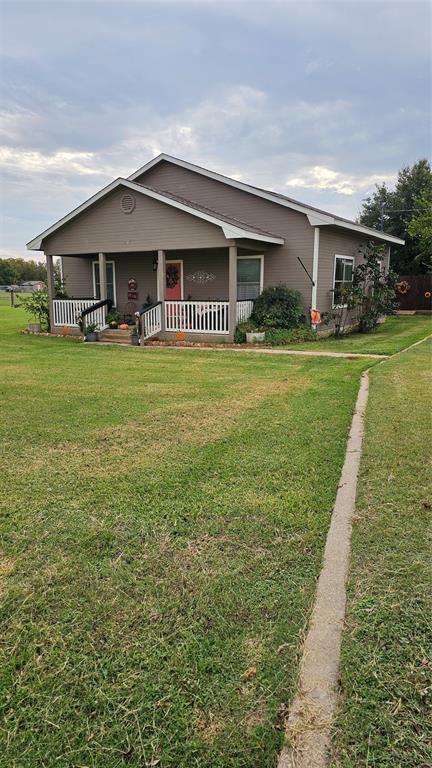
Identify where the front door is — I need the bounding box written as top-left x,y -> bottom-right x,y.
165,261 -> 183,300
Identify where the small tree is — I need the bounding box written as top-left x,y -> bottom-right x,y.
354,242 -> 398,332
20,290 -> 50,330
323,241 -> 398,336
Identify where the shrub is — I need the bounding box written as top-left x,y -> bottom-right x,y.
234,320 -> 259,343
251,285 -> 305,329
265,325 -> 317,345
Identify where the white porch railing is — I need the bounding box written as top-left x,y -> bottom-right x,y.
236,300 -> 254,323
53,299 -> 100,327
53,299 -> 109,330
142,303 -> 162,340
165,301 -> 229,334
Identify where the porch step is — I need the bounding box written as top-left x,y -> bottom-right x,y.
99,329 -> 132,344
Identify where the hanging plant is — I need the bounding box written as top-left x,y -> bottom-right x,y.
166,264 -> 179,289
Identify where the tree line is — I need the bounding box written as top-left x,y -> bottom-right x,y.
0,258 -> 47,286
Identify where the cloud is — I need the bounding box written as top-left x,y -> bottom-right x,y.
0,147 -> 108,177
0,1 -> 429,258
285,166 -> 397,196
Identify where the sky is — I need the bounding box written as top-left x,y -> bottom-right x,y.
0,0 -> 430,261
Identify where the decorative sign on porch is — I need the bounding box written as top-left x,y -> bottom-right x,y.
128,277 -> 138,300
186,270 -> 216,284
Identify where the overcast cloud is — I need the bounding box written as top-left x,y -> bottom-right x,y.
0,0 -> 430,260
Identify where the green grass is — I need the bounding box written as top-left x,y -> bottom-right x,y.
281,316 -> 432,355
0,290 -> 27,308
331,338 -> 432,767
0,302 -> 370,768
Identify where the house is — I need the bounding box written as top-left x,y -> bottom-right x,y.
26,154 -> 404,342
21,280 -> 46,292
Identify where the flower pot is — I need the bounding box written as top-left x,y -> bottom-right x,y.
246,331 -> 265,343
27,322 -> 41,333
85,332 -> 98,342
131,335 -> 140,346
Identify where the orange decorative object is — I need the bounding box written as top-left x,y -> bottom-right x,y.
119,323 -> 129,330
310,309 -> 321,324
425,291 -> 431,299
62,326 -> 70,335
175,331 -> 186,342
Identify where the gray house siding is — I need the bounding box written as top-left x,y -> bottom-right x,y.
61,256 -> 93,298
137,161 -> 315,309
44,186 -> 229,256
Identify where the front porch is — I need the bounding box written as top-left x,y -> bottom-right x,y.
47,245 -> 262,342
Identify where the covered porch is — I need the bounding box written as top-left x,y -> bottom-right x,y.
47,244 -> 265,342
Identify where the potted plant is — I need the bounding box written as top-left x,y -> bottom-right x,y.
84,321 -> 99,342
130,323 -> 140,346
106,310 -> 120,329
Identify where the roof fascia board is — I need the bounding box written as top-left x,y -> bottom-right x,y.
322,219 -> 405,245
128,154 -> 404,245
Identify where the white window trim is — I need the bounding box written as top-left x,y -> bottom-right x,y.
92,259 -> 117,306
165,259 -> 184,300
236,254 -> 264,299
332,254 -> 354,309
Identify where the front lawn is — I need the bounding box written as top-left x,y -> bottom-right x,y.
0,303 -> 368,768
281,316 -> 432,355
331,338 -> 432,767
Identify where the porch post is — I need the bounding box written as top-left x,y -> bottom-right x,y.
156,249 -> 166,331
98,252 -> 107,301
228,244 -> 237,341
46,253 -> 55,331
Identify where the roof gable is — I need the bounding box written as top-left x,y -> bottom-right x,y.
27,178 -> 284,250
128,154 -> 405,246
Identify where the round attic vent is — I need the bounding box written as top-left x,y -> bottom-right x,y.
121,193 -> 136,214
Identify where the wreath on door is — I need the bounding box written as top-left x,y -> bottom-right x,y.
166,264 -> 179,289
396,280 -> 411,295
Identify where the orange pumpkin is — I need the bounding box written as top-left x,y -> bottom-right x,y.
119,323 -> 129,330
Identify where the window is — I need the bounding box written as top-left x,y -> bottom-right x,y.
237,256 -> 263,300
92,261 -> 116,305
333,255 -> 354,307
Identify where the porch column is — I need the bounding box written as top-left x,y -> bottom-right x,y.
98,252 -> 107,301
228,245 -> 237,341
156,249 -> 166,331
46,253 -> 55,331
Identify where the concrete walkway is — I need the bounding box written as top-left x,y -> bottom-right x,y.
99,341 -> 387,360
